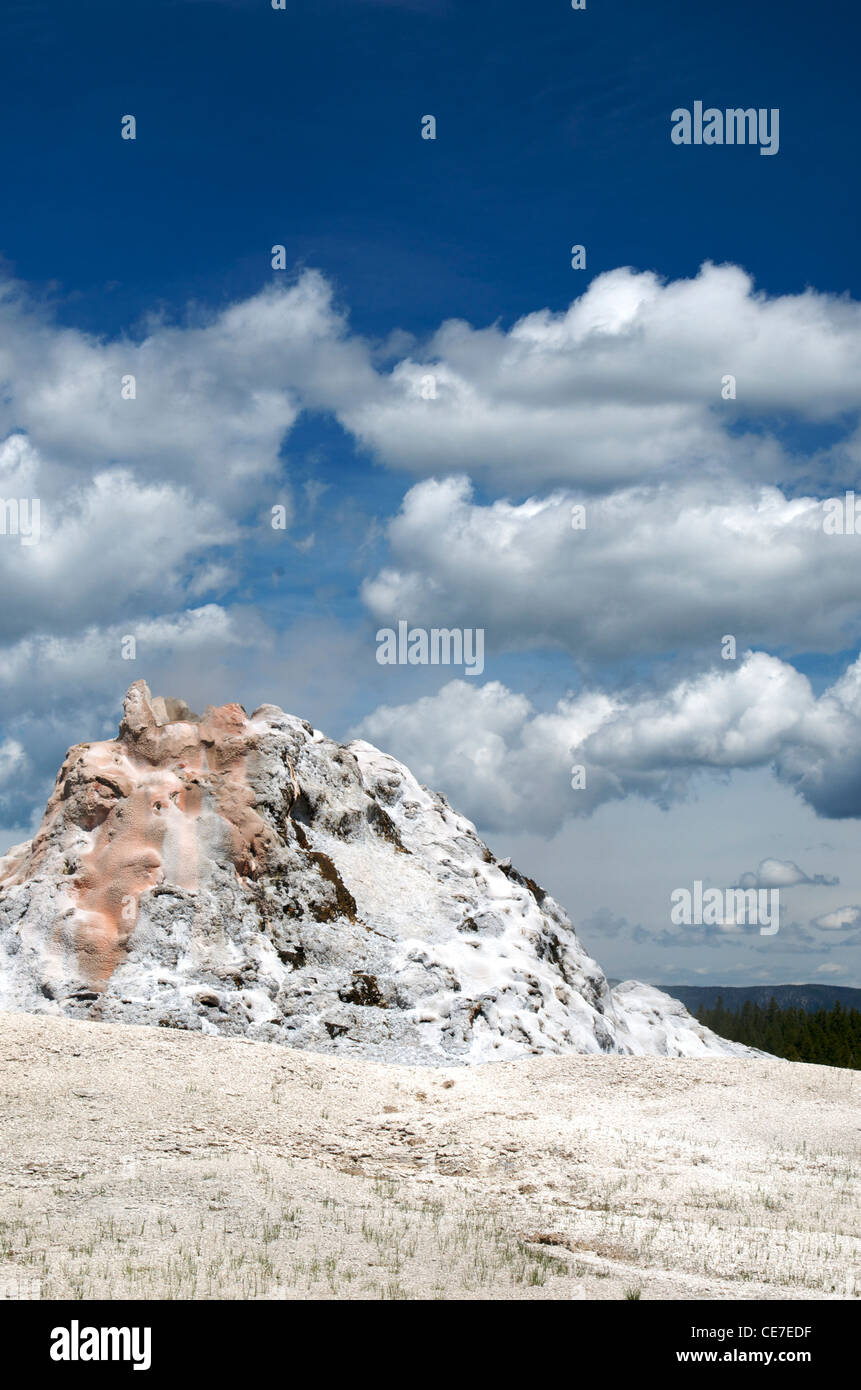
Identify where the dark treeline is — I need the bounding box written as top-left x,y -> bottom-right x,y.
698,996 -> 861,1068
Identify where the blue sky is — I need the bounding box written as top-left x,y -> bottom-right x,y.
4,0 -> 858,329
1,0 -> 861,989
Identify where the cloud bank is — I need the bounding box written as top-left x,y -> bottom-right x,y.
357,651 -> 861,833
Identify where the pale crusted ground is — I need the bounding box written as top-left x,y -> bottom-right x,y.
0,1010 -> 858,1301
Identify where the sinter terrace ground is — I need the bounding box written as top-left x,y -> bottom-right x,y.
0,1010 -> 858,1300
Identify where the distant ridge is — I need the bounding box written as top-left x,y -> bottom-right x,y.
661,983 -> 861,1015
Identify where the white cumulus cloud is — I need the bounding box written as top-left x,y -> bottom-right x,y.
362,475 -> 861,666
342,262 -> 861,490
356,650 -> 861,833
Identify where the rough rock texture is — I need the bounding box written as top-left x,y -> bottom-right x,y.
0,682 -> 752,1063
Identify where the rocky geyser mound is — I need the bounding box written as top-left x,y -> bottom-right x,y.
0,682 -> 752,1063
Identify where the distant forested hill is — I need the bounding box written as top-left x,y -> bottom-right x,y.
661,983 -> 861,1015
692,995 -> 861,1068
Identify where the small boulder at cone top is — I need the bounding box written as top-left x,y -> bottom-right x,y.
0,681 -> 754,1063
